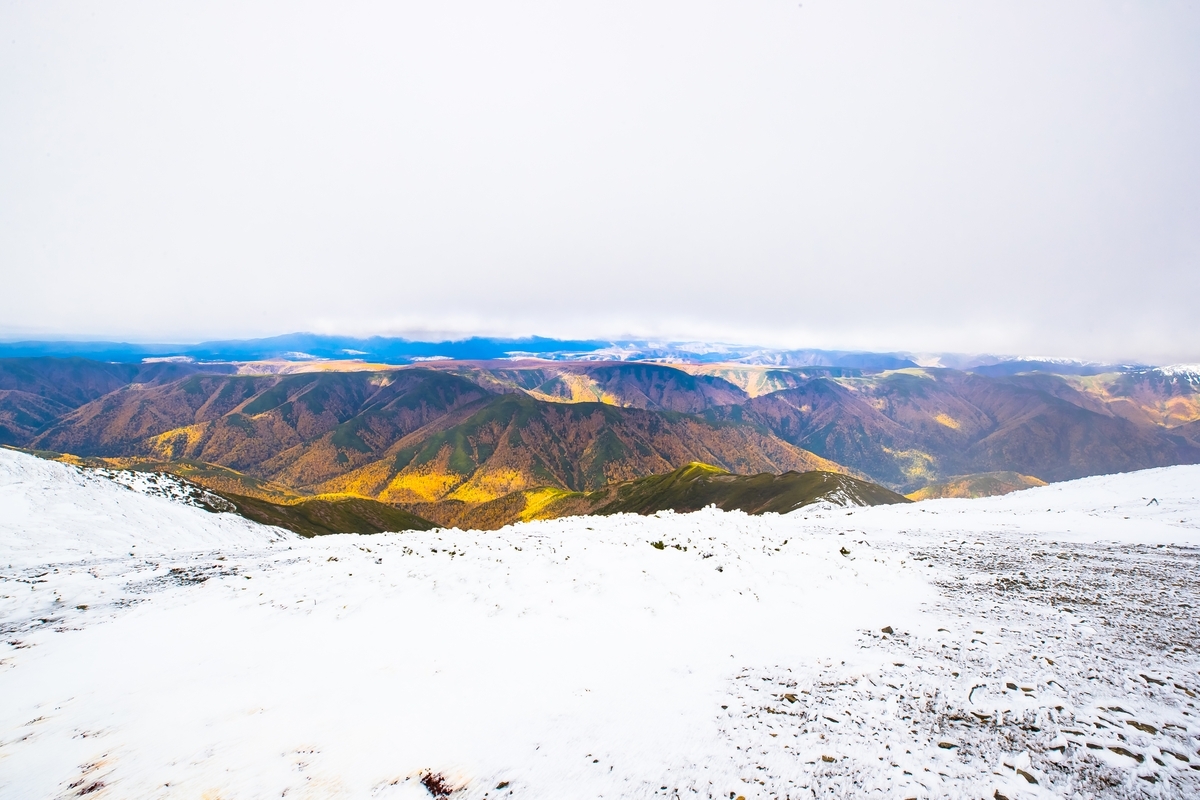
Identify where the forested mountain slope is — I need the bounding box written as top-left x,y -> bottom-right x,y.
5,357 -> 1198,499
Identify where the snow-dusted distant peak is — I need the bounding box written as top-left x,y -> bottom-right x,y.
1153,363 -> 1200,379
1010,355 -> 1096,365
141,355 -> 195,364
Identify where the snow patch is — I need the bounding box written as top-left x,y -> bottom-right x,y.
0,449 -> 1197,798
1153,364 -> 1200,380
0,450 -> 288,563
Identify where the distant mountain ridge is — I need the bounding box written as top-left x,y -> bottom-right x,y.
0,335 -> 607,365
0,334 -> 1152,373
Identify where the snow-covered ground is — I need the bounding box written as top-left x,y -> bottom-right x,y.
0,450 -> 1197,799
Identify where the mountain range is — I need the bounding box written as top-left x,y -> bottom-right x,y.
0,333 -> 1147,372
3,353 -> 1198,527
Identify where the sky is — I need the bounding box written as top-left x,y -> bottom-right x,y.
1,1 -> 1198,363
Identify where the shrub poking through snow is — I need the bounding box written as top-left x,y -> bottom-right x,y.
420,771 -> 453,797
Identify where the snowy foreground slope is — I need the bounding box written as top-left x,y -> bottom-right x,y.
1,451 -> 1198,799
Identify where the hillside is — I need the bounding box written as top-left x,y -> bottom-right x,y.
0,356 -> 231,407
905,471 -> 1046,501
1057,367 -> 1200,428
320,393 -> 845,503
425,360 -> 751,411
219,492 -> 436,536
30,369 -> 493,483
0,357 -> 233,445
712,368 -> 1200,491
0,390 -> 71,445
587,462 -> 908,516
408,462 -> 908,529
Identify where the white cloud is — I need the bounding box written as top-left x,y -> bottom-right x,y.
1,0 -> 1197,362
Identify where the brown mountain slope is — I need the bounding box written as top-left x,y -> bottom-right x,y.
426,360 -> 749,412
31,370 -> 490,478
1174,419 -> 1200,447
0,356 -> 232,407
319,394 -> 846,504
0,357 -> 232,444
0,391 -> 72,445
552,363 -> 748,411
719,379 -> 920,486
31,375 -> 280,455
934,372 -> 1198,481
713,369 -> 1200,492
906,471 -> 1046,501
1050,370 -> 1200,429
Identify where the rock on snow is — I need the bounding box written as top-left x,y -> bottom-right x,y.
0,449 -> 1197,798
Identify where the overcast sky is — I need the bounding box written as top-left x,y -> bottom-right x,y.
1,1 -> 1198,362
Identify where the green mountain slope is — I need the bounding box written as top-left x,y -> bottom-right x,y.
409,462 -> 908,530
219,492 -> 436,536
587,462 -> 910,515
323,393 -> 847,503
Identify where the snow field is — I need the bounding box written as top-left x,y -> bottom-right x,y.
0,450 -> 1198,798
0,450 -> 284,563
